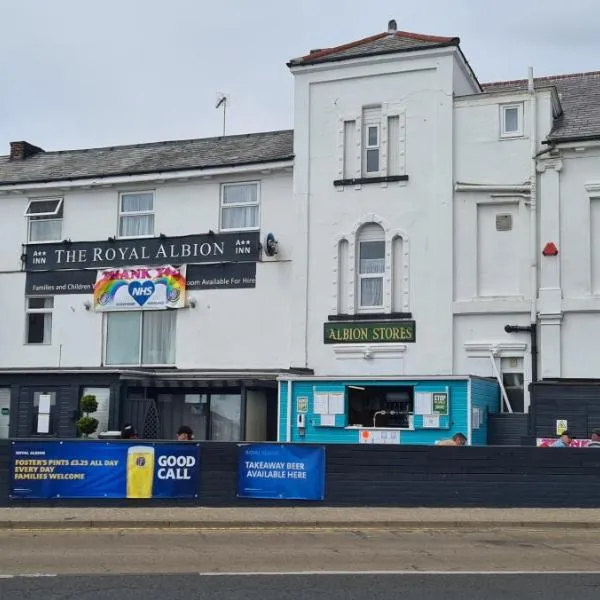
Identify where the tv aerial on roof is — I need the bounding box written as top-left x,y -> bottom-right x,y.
215,93 -> 229,136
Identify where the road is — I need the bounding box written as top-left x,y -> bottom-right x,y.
2,573 -> 600,600
1,528 -> 600,598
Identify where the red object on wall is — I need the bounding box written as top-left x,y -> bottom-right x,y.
542,242 -> 559,256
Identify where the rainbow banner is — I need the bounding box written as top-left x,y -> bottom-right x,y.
93,265 -> 186,311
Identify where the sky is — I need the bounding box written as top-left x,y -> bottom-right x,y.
1,0 -> 599,152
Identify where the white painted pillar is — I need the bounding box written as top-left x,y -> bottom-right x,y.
537,158 -> 563,378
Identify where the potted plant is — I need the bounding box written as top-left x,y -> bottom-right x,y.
77,394 -> 99,438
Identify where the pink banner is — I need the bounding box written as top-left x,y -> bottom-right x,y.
536,438 -> 591,447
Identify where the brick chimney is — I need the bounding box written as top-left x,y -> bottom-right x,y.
10,141 -> 44,161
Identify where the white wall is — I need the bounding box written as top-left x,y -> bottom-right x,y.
451,88 -> 556,404
454,194 -> 530,302
561,313 -> 600,377
0,195 -> 28,272
538,147 -> 600,378
0,273 -> 102,367
178,262 -> 291,370
291,49 -> 461,377
0,169 -> 293,370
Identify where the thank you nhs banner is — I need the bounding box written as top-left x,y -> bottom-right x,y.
237,444 -> 325,501
10,441 -> 200,499
93,265 -> 187,311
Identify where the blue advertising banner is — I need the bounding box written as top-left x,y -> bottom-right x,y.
237,444 -> 325,501
10,441 -> 200,499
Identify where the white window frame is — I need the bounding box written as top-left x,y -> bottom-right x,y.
25,296 -> 54,345
219,181 -> 260,232
25,198 -> 64,243
103,311 -> 176,367
357,238 -> 386,312
500,103 -> 524,138
364,123 -> 381,176
118,191 -> 155,238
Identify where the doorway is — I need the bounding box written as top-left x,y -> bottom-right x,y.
0,389 -> 9,439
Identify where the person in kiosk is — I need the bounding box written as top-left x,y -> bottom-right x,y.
436,433 -> 467,446
121,424 -> 139,440
176,425 -> 194,441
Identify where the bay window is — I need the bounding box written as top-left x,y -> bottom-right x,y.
105,310 -> 175,366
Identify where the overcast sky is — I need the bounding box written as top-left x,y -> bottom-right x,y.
1,0 -> 599,152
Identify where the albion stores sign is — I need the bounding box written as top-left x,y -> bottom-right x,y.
23,231 -> 260,271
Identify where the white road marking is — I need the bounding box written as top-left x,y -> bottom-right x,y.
196,570 -> 600,577
0,573 -> 56,579
1,571 -> 600,578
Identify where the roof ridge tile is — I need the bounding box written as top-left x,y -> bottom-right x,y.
290,29 -> 458,66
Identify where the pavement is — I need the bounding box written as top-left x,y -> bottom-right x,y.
3,527 -> 600,576
1,506 -> 600,530
3,573 -> 600,600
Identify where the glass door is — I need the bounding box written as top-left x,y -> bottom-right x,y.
209,394 -> 241,441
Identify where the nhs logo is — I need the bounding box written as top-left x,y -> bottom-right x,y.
128,281 -> 155,306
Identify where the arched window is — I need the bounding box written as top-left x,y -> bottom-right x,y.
357,223 -> 385,311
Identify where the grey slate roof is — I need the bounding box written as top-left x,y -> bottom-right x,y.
0,130 -> 294,186
483,72 -> 600,142
288,31 -> 458,66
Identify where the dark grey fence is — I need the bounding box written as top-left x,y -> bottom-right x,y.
530,380 -> 600,439
487,413 -> 530,445
0,441 -> 7,505
2,439 -> 600,508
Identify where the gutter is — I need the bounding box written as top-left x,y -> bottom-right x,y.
0,368 -> 287,379
0,158 -> 295,192
542,134 -> 600,145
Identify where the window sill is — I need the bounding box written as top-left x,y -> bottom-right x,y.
116,234 -> 156,240
103,363 -> 176,368
333,175 -> 409,187
332,344 -> 407,360
25,240 -> 64,245
499,133 -> 525,140
219,227 -> 260,233
328,312 -> 413,321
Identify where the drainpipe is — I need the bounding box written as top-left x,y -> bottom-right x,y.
528,67 -> 539,386
286,380 -> 292,442
503,69 -> 539,411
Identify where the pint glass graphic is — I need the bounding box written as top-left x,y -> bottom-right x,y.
126,445 -> 155,499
